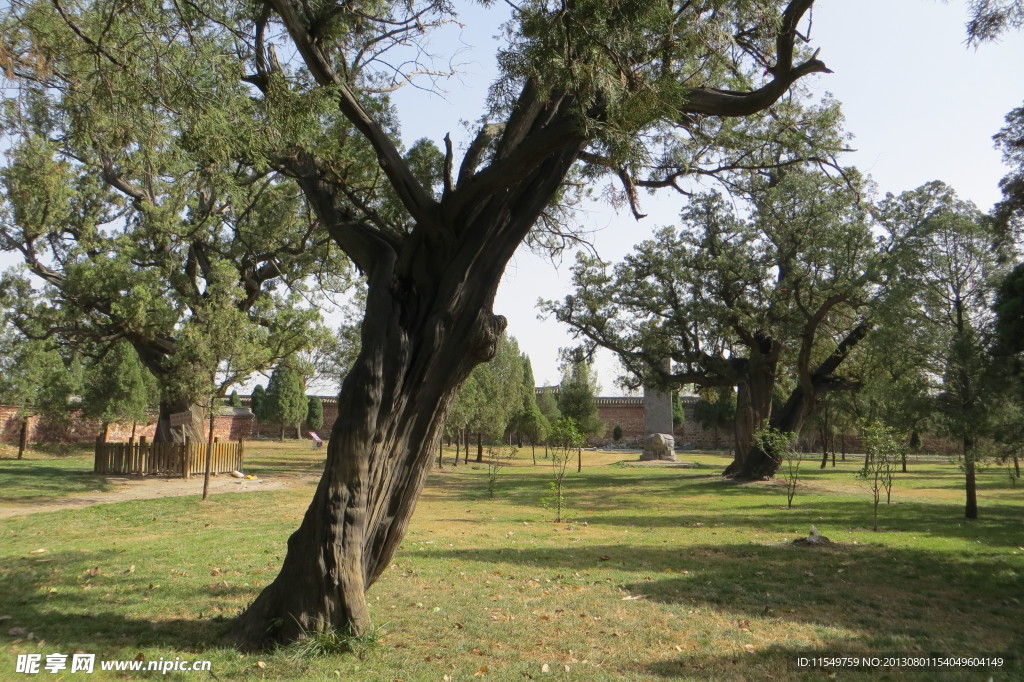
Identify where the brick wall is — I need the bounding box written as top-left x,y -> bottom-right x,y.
0,406 -> 252,445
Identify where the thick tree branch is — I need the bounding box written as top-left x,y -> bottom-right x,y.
268,0 -> 437,227
683,1 -> 831,118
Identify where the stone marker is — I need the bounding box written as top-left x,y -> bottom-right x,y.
641,360 -> 676,461
641,433 -> 677,461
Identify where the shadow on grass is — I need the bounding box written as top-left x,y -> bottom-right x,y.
586,497 -> 1024,547
0,464 -> 111,503
0,551 -> 236,654
425,466 -> 1023,547
429,542 -> 1023,655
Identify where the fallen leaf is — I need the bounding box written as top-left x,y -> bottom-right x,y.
256,661 -> 266,669
541,663 -> 550,673
29,548 -> 46,554
474,666 -> 488,676
598,555 -> 610,561
124,565 -> 135,574
621,595 -> 644,601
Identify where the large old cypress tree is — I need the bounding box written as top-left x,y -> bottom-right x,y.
1,0 -> 835,645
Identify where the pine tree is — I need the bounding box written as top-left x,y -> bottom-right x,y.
307,396 -> 325,432
81,341 -> 158,441
266,366 -> 308,440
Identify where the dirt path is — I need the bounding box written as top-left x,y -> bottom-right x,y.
0,472 -> 319,520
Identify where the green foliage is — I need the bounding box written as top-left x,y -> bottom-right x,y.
0,0 -> 352,409
0,321 -> 80,422
672,392 -> 685,427
857,421 -> 904,531
250,385 -> 268,422
754,427 -> 801,508
266,365 -> 307,437
693,388 -> 736,431
536,389 -> 561,424
557,356 -> 605,440
544,418 -> 584,522
509,354 -> 549,446
306,396 -> 325,432
994,262 -> 1024,362
612,425 -> 623,443
449,333 -> 525,443
228,390 -> 242,408
81,341 -> 158,427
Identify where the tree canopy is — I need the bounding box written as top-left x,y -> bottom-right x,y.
0,0 -> 844,646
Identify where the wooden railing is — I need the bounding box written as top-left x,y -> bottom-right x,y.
94,440 -> 244,478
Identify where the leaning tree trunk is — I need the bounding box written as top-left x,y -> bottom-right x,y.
228,127 -> 584,648
228,278 -> 504,646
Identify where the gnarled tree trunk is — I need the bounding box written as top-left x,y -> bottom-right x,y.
228,126 -> 585,649
154,401 -> 207,443
724,321 -> 868,480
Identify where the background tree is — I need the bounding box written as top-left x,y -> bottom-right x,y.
462,334 -> 526,462
509,354 -> 549,461
0,320 -> 80,456
229,390 -> 243,408
535,388 -> 561,459
0,0 -> 838,644
250,384 -> 269,434
307,396 -> 325,433
266,364 -> 308,441
692,387 -> 736,451
80,341 -> 159,442
892,182 -> 1007,519
546,163 -> 917,479
557,354 -> 605,442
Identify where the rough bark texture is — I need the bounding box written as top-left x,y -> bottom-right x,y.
724,336 -> 779,479
18,417 -> 28,459
228,126 -> 586,649
154,401 -> 207,443
964,436 -> 978,519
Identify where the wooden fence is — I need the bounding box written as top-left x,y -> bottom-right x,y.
94,440 -> 244,478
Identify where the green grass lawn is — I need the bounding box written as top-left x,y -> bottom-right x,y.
1,444 -> 1021,681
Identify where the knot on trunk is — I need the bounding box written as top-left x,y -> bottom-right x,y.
469,313 -> 507,362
